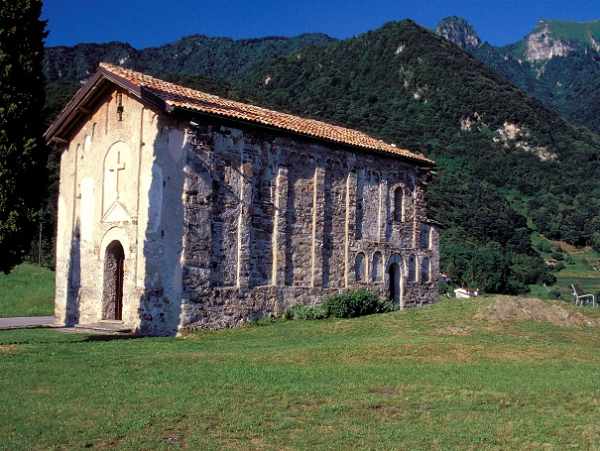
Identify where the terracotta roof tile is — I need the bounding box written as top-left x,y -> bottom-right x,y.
99,63 -> 434,165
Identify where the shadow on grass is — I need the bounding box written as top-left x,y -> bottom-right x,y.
81,334 -> 145,342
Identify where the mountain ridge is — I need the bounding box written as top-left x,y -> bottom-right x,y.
43,33 -> 336,83
40,18 -> 600,293
234,19 -> 600,291
434,16 -> 600,133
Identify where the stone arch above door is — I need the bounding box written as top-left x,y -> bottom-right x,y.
100,227 -> 130,260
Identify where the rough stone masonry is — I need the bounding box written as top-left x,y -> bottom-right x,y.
45,63 -> 440,336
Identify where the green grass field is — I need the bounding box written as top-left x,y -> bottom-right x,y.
3,297 -> 600,449
0,263 -> 54,317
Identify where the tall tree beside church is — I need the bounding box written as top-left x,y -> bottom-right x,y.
0,0 -> 47,273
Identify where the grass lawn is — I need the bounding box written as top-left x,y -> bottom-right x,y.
3,297 -> 600,449
0,263 -> 54,318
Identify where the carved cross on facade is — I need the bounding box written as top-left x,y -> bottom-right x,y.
108,151 -> 126,199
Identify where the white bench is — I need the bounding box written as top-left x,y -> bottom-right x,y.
571,284 -> 596,307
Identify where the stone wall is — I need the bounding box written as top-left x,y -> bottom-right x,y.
54,88 -> 189,336
179,118 -> 439,329
55,91 -> 438,336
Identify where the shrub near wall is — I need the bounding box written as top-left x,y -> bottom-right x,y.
325,290 -> 392,318
285,290 -> 392,320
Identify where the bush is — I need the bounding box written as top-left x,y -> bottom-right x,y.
541,272 -> 557,285
324,289 -> 392,319
551,251 -> 565,261
438,279 -> 452,296
536,240 -> 553,253
592,233 -> 600,253
284,304 -> 328,320
553,261 -> 566,272
284,290 -> 392,321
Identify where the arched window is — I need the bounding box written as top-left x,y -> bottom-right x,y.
355,253 -> 366,282
419,224 -> 431,249
408,255 -> 417,282
393,187 -> 404,222
371,252 -> 383,282
83,134 -> 92,152
420,256 -> 431,283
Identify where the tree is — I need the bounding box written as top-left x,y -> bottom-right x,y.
0,0 -> 47,273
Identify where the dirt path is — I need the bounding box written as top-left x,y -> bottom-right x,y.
0,316 -> 55,330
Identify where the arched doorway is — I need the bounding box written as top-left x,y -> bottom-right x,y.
102,240 -> 125,321
387,261 -> 403,306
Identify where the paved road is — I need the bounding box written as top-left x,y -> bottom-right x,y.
0,316 -> 55,330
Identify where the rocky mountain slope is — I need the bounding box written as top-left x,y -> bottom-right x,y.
435,16 -> 481,49
235,19 -> 600,291
436,17 -> 600,133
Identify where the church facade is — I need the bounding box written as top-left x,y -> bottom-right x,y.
45,63 -> 439,336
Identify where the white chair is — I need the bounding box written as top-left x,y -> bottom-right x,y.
571,284 -> 596,307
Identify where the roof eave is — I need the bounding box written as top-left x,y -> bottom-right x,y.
44,65 -> 436,167
44,71 -> 103,145
169,104 -> 435,167
44,66 -> 168,146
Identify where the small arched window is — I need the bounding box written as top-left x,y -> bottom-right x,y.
408,255 -> 417,282
419,224 -> 431,249
372,252 -> 383,282
393,187 -> 404,222
420,256 -> 431,283
116,91 -> 124,121
355,253 -> 366,282
83,134 -> 92,153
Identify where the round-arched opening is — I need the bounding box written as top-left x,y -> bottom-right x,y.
393,187 -> 404,222
102,240 -> 125,321
387,256 -> 404,306
388,263 -> 399,303
355,253 -> 366,282
372,252 -> 383,282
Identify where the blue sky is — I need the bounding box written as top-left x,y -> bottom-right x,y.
43,0 -> 600,48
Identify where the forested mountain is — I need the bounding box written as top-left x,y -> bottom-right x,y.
44,33 -> 335,83
437,17 -> 600,133
40,19 -> 600,294
234,20 -> 600,292
43,33 -> 335,124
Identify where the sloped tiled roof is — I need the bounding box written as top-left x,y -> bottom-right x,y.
47,62 -> 433,165
100,63 -> 433,165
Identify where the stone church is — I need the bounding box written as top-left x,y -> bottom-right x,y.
44,63 -> 439,336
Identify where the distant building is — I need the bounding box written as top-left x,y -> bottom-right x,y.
45,63 -> 439,335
